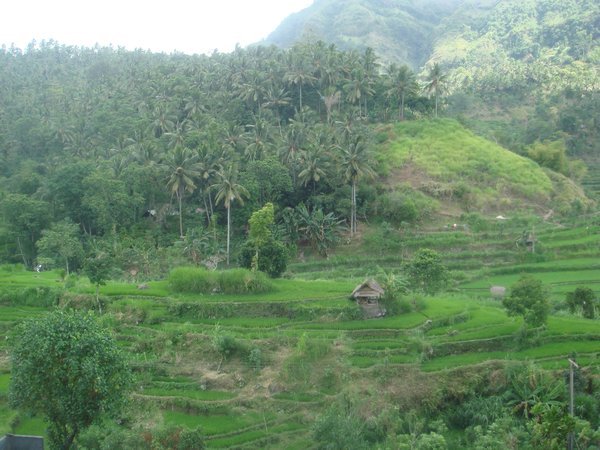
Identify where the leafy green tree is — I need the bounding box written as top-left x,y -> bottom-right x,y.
212,164 -> 249,265
406,249 -> 448,294
239,203 -> 288,278
36,220 -> 84,275
239,239 -> 288,278
9,310 -> 131,450
83,251 -> 113,311
503,276 -> 549,327
82,169 -> 143,235
0,193 -> 51,267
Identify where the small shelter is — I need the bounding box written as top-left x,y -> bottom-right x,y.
351,279 -> 385,318
0,434 -> 44,450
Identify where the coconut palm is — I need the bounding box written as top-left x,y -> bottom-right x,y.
386,64 -> 417,121
340,135 -> 376,237
425,63 -> 447,118
212,165 -> 249,265
164,147 -> 201,238
284,52 -> 316,110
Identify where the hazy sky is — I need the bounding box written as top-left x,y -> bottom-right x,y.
0,0 -> 313,54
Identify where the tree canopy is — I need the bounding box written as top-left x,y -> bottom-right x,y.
9,310 -> 131,449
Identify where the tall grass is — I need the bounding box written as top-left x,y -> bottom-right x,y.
168,267 -> 274,295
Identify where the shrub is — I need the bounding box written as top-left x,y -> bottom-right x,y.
503,276 -> 549,328
238,239 -> 288,278
406,249 -> 448,294
217,269 -> 273,294
566,287 -> 597,319
247,347 -> 263,371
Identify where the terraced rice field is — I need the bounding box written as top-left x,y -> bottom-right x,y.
0,219 -> 598,447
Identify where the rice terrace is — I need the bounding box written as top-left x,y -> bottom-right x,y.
1,214 -> 598,448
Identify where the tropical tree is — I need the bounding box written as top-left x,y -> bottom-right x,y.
9,310 -> 131,450
164,146 -> 201,238
406,248 -> 448,294
503,276 -> 549,328
36,220 -> 84,275
424,63 -> 447,118
284,51 -> 316,110
386,64 -> 417,121
296,204 -> 343,257
339,134 -> 376,237
212,165 -> 250,265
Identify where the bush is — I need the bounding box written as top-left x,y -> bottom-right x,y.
406,249 -> 448,294
217,269 -> 273,294
377,188 -> 438,225
566,287 -> 597,319
238,239 -> 288,278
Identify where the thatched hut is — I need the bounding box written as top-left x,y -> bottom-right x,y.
351,279 -> 385,318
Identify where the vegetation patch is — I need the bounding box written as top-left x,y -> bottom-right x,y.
169,267 -> 274,295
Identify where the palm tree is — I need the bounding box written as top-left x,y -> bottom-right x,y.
212,165 -> 249,265
340,135 -> 376,237
284,52 -> 316,110
164,147 -> 201,238
425,63 -> 447,118
386,64 -> 417,121
298,127 -> 333,194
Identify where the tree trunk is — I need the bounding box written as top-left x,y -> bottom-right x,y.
400,92 -> 405,121
178,192 -> 184,238
299,84 -> 303,110
203,195 -> 211,225
226,205 -> 231,266
351,180 -> 357,237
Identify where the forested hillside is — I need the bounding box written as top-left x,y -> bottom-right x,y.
265,0 -> 600,180
1,39 -> 594,276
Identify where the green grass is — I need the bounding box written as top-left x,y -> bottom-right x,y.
206,421 -> 306,448
421,340 -> 600,371
163,410 -> 275,436
382,119 -> 553,199
0,374 -> 10,395
142,387 -> 236,401
13,416 -> 47,436
461,269 -> 600,291
0,307 -> 47,322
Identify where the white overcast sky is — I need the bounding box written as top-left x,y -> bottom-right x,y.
0,0 -> 313,54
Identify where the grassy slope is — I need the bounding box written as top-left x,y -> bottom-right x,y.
379,119 -> 553,206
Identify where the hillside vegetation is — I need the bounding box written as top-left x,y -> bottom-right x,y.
378,119 -> 563,213
263,0 -> 464,68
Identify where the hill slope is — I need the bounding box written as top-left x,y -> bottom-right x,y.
378,119 -> 593,215
263,0 -> 465,69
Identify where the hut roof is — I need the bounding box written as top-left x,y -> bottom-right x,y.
351,279 -> 385,299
